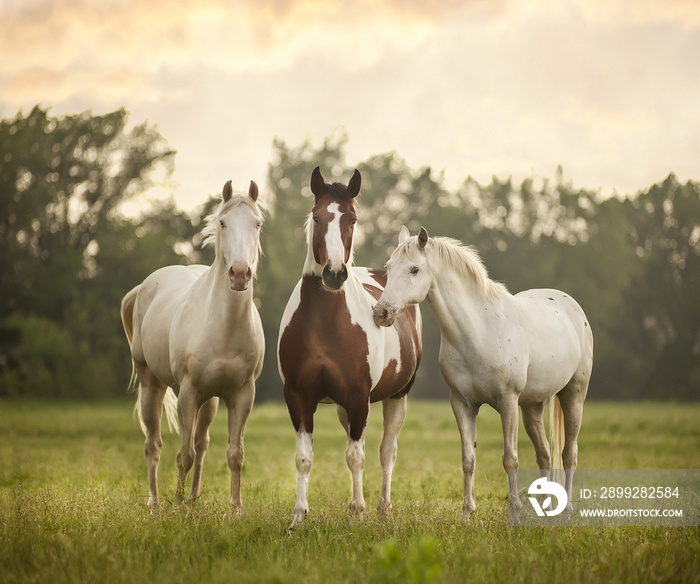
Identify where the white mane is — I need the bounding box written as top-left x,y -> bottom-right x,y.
201,194 -> 265,251
397,235 -> 508,301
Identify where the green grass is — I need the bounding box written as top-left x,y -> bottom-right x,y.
1,399 -> 699,583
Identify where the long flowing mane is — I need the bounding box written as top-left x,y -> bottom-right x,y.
398,236 -> 508,301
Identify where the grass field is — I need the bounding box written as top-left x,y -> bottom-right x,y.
1,399 -> 699,583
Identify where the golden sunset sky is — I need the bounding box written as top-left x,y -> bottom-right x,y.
2,0 -> 699,211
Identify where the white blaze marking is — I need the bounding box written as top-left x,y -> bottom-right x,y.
324,202 -> 345,270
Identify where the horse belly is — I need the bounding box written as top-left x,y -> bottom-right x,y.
136,268 -> 200,387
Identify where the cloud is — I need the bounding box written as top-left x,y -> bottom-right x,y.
1,0 -> 698,209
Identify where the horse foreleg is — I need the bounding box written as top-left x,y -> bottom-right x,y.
521,401 -> 551,477
289,428 -> 313,532
176,385 -> 198,504
378,395 -> 407,517
341,401 -> 369,518
190,397 -> 219,501
498,394 -> 523,518
226,382 -> 255,512
450,390 -> 479,521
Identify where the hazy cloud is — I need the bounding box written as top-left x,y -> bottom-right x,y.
1,0 -> 698,209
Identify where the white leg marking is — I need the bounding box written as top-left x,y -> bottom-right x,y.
289,429 -> 313,531
346,432 -> 367,518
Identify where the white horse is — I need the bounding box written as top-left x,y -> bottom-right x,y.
120,180 -> 265,512
373,226 -> 593,520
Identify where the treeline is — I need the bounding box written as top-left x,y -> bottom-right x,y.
1,107 -> 698,400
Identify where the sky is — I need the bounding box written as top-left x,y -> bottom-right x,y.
1,0 -> 699,212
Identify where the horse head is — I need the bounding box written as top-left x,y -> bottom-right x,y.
216,180 -> 263,291
374,226 -> 431,326
309,166 -> 360,291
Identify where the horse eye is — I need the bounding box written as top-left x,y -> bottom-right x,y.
256,222 -> 262,229
219,220 -> 226,228
351,218 -> 357,225
313,216 -> 319,224
410,266 -> 419,275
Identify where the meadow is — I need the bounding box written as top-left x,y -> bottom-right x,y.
1,399 -> 699,583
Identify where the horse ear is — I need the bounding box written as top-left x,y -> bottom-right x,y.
249,180 -> 259,202
222,180 -> 233,202
310,166 -> 326,198
418,226 -> 429,249
399,225 -> 410,245
347,169 -> 361,198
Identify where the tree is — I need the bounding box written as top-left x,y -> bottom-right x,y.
612,175 -> 700,399
0,106 -> 178,397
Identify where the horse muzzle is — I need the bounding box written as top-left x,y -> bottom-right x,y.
228,264 -> 252,291
321,264 -> 348,291
373,302 -> 398,327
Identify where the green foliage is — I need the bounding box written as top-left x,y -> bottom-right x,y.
1,106 -> 698,400
0,106 -> 182,397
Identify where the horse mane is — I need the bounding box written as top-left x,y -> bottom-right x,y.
399,235 -> 508,301
201,193 -> 265,249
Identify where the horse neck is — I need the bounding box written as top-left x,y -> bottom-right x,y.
205,253 -> 255,323
426,261 -> 497,349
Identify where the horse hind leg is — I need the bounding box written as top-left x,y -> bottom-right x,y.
521,401 -> 551,477
136,365 -> 168,512
190,397 -> 219,501
557,377 -> 589,515
377,395 -> 407,517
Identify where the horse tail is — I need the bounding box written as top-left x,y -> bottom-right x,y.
120,286 -> 179,436
549,394 -> 565,471
120,286 -> 139,393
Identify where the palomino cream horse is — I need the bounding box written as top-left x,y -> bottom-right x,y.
120,180 -> 265,511
374,227 -> 593,519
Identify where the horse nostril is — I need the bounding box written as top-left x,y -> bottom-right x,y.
339,265 -> 348,283
245,267 -> 252,281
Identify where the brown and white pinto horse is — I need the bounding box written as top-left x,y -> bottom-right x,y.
278,167 -> 422,532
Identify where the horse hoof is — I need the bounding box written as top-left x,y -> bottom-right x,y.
377,500 -> 393,518
462,506 -> 475,523
348,501 -> 366,518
